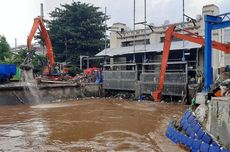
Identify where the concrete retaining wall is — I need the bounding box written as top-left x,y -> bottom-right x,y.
207,97 -> 230,149
139,72 -> 187,96
0,83 -> 101,105
103,71 -> 137,91
103,70 -> 187,98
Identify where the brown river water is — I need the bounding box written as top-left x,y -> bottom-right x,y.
0,99 -> 187,152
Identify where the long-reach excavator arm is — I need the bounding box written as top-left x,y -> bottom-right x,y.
152,25 -> 230,102
20,16 -> 54,70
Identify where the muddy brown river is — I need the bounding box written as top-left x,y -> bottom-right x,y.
0,99 -> 187,152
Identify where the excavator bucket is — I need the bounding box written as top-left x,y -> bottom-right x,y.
20,63 -> 33,71
20,51 -> 34,70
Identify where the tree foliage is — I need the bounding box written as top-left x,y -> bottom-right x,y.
48,1 -> 108,64
0,35 -> 10,62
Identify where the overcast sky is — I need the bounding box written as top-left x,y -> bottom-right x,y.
0,0 -> 229,47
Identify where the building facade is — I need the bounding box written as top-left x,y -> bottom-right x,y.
98,4 -> 229,71
97,4 -> 229,99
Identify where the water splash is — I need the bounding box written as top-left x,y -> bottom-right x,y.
21,70 -> 41,104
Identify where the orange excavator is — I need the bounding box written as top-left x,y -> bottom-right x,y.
152,25 -> 230,102
20,16 -> 54,73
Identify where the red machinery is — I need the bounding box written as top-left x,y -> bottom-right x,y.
152,25 -> 230,102
20,16 -> 73,81
20,16 -> 54,72
83,67 -> 98,76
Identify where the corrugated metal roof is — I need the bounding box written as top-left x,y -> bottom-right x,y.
96,41 -> 202,57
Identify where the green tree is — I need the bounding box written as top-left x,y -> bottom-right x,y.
0,35 -> 10,62
48,1 -> 108,64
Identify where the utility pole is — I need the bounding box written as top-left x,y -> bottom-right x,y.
14,38 -> 17,51
40,3 -> 45,56
104,7 -> 107,50
65,36 -> 67,64
104,7 -> 107,64
144,0 -> 147,62
40,3 -> 44,20
182,0 -> 185,47
133,0 -> 136,63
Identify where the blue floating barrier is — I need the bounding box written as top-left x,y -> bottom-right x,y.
170,127 -> 179,144
220,148 -> 230,152
209,145 -> 220,152
202,133 -> 212,144
192,139 -> 201,151
181,134 -> 188,145
174,129 -> 182,144
189,131 -> 196,138
184,110 -> 192,119
186,127 -> 193,136
188,115 -> 196,123
165,132 -> 170,139
180,117 -> 187,127
174,130 -> 182,143
191,119 -> 198,129
211,141 -> 220,148
200,142 -> 210,152
166,124 -> 171,133
194,123 -> 202,133
167,126 -> 173,138
197,128 -> 205,139
185,137 -> 194,149
165,127 -> 171,138
183,122 -> 189,131
165,110 -> 230,152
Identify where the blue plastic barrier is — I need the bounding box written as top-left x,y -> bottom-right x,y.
165,110 -> 230,152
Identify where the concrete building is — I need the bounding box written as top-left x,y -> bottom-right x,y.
96,4 -> 230,99
11,42 -> 46,56
98,4 -> 229,71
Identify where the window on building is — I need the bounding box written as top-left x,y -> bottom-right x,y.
122,39 -> 150,47
160,36 -> 182,43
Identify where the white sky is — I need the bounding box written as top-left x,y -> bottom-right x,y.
0,0 -> 229,47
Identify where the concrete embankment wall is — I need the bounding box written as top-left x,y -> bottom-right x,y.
103,70 -> 187,98
0,83 -> 101,105
207,97 -> 230,149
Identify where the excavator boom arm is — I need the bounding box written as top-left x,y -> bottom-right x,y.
27,17 -> 55,67
152,25 -> 230,102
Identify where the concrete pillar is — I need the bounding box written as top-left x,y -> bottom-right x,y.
135,81 -> 141,99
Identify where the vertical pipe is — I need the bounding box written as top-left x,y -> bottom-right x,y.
104,7 -> 107,50
104,7 -> 107,64
182,0 -> 185,47
40,3 -> 45,56
196,48 -> 199,82
15,38 -> 17,51
133,0 -> 136,63
40,3 -> 44,20
65,36 -> 67,64
204,16 -> 213,91
80,56 -> 83,70
87,57 -> 89,68
144,0 -> 147,62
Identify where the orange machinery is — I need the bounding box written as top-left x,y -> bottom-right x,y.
20,16 -> 54,73
152,25 -> 230,102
